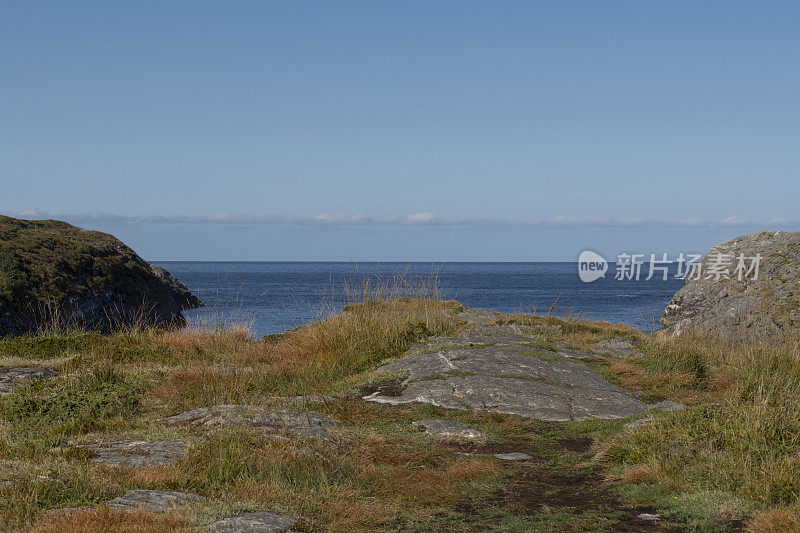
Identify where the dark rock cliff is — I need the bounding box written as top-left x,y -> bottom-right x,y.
0,215 -> 202,336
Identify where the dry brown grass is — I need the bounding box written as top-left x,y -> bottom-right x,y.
28,507 -> 196,533
747,506 -> 800,533
146,294 -> 460,410
349,432 -> 501,504
618,461 -> 664,484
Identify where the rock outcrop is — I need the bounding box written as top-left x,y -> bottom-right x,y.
661,230 -> 800,339
0,366 -> 61,393
364,323 -> 652,421
0,215 -> 201,336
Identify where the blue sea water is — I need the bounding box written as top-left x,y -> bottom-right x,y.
153,262 -> 684,336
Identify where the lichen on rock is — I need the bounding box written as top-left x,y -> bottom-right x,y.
661,230 -> 800,339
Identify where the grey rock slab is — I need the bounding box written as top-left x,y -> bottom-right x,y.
160,405 -> 336,438
106,489 -> 203,512
207,511 -> 296,533
493,452 -> 532,461
0,366 -> 61,394
366,342 -> 649,421
81,440 -> 187,468
412,419 -> 487,442
624,418 -> 659,430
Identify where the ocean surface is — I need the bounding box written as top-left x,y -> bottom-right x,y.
153,262 -> 685,337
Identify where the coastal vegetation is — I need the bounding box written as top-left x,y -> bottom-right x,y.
0,274 -> 798,531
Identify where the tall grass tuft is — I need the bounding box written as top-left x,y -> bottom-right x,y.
150,271 -> 459,403
606,331 -> 800,522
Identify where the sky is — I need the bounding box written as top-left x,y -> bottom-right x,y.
2,1 -> 799,261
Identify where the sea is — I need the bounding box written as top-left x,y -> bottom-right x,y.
153,262 -> 685,337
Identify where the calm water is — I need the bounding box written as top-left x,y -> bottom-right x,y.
153,262 -> 684,336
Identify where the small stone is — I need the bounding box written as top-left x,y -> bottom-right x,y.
106,489 -> 203,512
207,511 -> 296,533
80,440 -> 187,468
624,418 -> 658,430
651,400 -> 686,412
0,367 -> 61,394
493,452 -> 532,461
412,419 -> 487,443
637,513 -> 660,521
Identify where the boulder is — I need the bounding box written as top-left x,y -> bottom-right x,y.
0,215 -> 201,336
661,230 -> 800,339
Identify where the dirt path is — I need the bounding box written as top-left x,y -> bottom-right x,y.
362,308 -> 687,531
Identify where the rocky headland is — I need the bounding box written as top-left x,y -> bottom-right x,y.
661,230 -> 800,339
0,215 -> 201,336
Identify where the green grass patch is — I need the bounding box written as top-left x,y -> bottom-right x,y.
2,366 -> 144,440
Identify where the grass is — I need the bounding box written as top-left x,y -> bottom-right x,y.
3,273 -> 800,531
597,332 -> 800,529
1,274 -> 504,530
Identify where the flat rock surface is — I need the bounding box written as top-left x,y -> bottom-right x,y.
80,440 -> 187,468
0,366 -> 61,393
412,419 -> 486,442
207,511 -> 296,533
160,405 -> 336,438
494,452 -> 532,461
365,326 -> 650,422
107,489 -> 203,512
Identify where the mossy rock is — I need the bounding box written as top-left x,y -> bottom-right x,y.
0,215 -> 201,336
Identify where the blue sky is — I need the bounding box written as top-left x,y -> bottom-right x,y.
2,2 -> 799,260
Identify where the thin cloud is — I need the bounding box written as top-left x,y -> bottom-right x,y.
4,209 -> 797,230
718,216 -> 752,227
